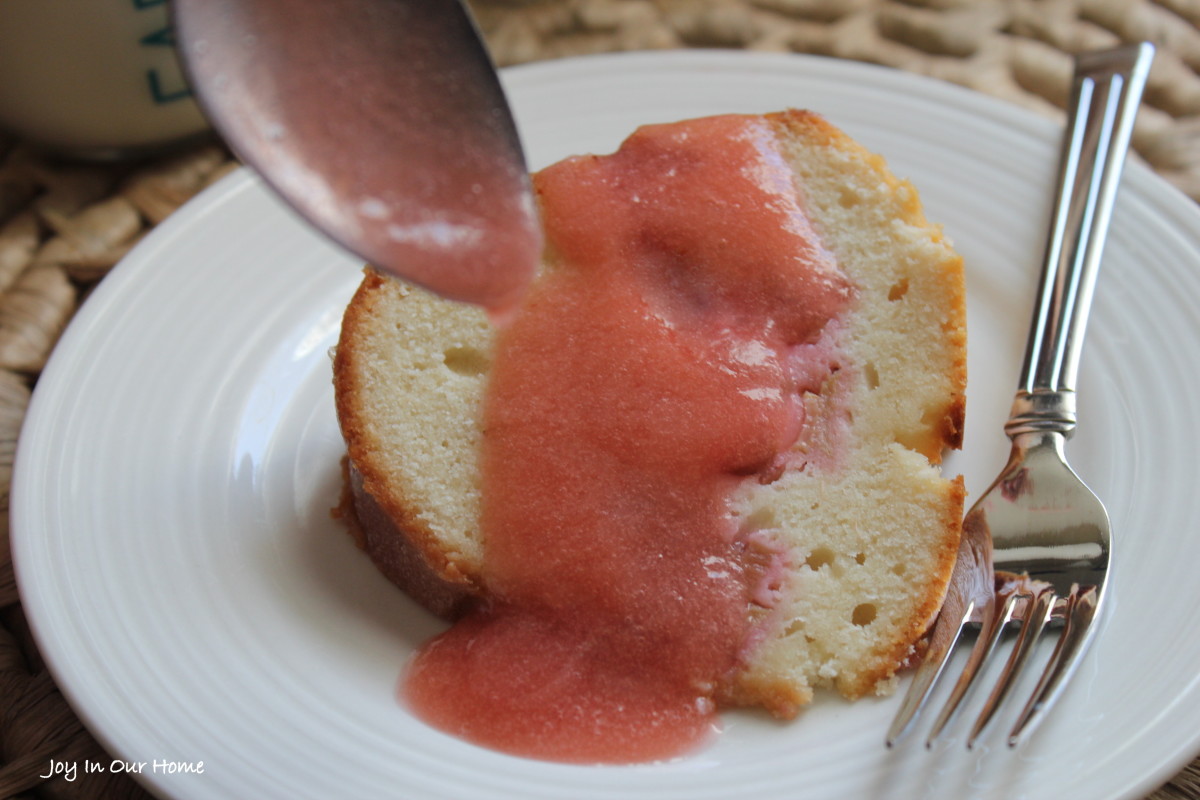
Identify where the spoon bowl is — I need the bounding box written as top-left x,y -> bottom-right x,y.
173,0 -> 541,314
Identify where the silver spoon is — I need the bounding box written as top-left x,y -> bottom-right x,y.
172,0 -> 541,315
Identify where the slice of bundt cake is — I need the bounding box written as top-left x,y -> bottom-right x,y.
333,109 -> 966,761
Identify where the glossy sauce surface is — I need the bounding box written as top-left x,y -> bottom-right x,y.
404,115 -> 852,763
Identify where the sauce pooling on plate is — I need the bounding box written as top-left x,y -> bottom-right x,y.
404,114 -> 853,763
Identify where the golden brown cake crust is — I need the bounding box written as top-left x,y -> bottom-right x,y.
332,270 -> 485,619
333,456 -> 480,619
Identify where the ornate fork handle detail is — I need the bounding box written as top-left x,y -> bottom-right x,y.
1004,390 -> 1077,437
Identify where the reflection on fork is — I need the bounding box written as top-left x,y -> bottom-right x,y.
886,41 -> 1154,750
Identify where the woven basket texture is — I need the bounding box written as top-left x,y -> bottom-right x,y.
0,0 -> 1196,797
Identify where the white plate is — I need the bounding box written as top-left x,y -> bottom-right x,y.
12,50 -> 1200,800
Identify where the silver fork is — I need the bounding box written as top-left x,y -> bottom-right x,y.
886,41 -> 1155,750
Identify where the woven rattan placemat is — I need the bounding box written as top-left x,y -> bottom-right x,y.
0,1 -> 1196,797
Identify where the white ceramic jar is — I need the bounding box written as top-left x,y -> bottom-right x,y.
0,0 -> 210,157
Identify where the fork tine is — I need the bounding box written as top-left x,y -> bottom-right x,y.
887,509 -> 995,747
1006,585 -> 1101,746
924,589 -> 1012,747
886,598 -> 978,747
966,588 -> 1056,748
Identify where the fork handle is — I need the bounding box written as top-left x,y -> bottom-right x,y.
1007,43 -> 1154,437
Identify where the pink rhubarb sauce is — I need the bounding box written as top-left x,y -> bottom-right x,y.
404,114 -> 853,763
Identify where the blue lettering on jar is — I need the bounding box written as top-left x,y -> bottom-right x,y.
133,3 -> 192,105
